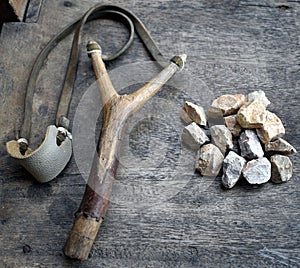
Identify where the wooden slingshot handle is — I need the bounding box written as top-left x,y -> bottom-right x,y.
64,41 -> 186,260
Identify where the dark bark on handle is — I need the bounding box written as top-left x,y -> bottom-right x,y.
63,152 -> 119,260
64,98 -> 126,260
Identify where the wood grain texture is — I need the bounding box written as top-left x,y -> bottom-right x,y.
64,43 -> 182,259
0,0 -> 299,267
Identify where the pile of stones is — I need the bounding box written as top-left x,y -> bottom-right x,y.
181,91 -> 297,189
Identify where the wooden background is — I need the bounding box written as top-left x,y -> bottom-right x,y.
0,0 -> 299,267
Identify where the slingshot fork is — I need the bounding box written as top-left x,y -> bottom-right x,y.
63,41 -> 186,260
5,3 -> 186,260
6,4 -> 171,183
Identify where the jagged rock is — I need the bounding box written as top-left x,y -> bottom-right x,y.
210,125 -> 233,154
182,122 -> 210,150
195,144 -> 224,177
224,114 -> 242,137
181,101 -> 207,126
247,90 -> 270,107
270,155 -> 293,183
222,151 -> 246,189
256,111 -> 285,144
208,94 -> 246,117
265,138 -> 297,156
242,157 -> 271,184
236,100 -> 266,128
239,130 -> 264,159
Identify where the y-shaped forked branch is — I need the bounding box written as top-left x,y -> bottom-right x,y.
64,41 -> 186,260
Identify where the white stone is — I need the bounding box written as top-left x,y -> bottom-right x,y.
210,125 -> 233,154
182,122 -> 209,150
242,157 -> 271,184
247,90 -> 270,107
222,151 -> 246,189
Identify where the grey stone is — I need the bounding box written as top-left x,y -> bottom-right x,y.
242,157 -> 271,184
222,151 -> 246,189
181,101 -> 207,126
247,90 -> 270,107
195,144 -> 224,177
239,130 -> 264,159
182,122 -> 209,150
210,125 -> 233,154
256,111 -> 285,144
270,155 -> 293,183
236,100 -> 266,128
265,138 -> 297,156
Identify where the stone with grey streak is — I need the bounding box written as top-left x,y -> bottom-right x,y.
195,144 -> 224,177
222,151 -> 246,189
239,130 -> 264,159
265,138 -> 297,156
270,155 -> 293,183
210,125 -> 233,154
182,122 -> 209,150
242,157 -> 271,184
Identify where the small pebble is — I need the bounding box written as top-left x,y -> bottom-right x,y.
270,154 -> 293,183
222,151 -> 246,189
224,114 -> 242,137
247,90 -> 270,107
256,111 -> 285,144
210,125 -> 233,154
237,100 -> 266,128
182,122 -> 209,150
243,157 -> 271,184
208,94 -> 246,116
239,130 -> 264,160
195,144 -> 224,177
265,138 -> 297,156
181,101 -> 207,126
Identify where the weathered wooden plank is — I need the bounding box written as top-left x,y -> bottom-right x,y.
25,0 -> 44,23
0,0 -> 300,267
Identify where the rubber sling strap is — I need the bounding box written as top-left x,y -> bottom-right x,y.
19,4 -> 169,141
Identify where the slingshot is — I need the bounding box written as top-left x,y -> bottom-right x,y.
6,4 -> 186,260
